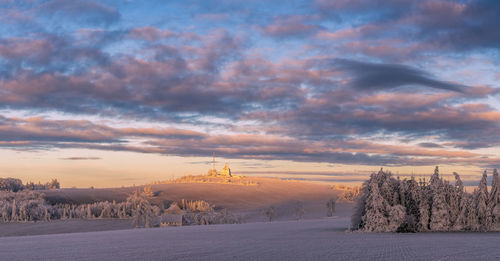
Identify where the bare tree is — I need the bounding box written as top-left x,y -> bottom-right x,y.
295,202 -> 305,220
265,206 -> 276,222
326,198 -> 336,217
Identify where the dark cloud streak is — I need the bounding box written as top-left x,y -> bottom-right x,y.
59,157 -> 101,160
334,59 -> 465,92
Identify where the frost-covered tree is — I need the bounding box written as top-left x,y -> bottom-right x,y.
0,178 -> 24,192
453,193 -> 469,231
47,179 -> 60,190
178,199 -> 214,212
99,201 -> 113,218
127,191 -> 154,228
398,178 -> 420,232
475,171 -> 489,230
429,167 -> 450,231
387,205 -> 405,232
11,199 -> 17,222
467,190 -> 480,231
350,185 -> 367,230
418,184 -> 430,231
361,177 -> 389,232
353,166 -> 498,233
450,173 -> 466,231
444,178 -> 458,229
379,173 -> 394,206
488,169 -> 499,230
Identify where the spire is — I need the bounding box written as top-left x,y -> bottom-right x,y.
207,152 -> 218,176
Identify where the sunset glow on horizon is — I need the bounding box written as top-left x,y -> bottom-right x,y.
0,0 -> 499,187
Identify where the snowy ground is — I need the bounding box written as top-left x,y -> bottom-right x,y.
0,217 -> 498,261
0,219 -> 132,237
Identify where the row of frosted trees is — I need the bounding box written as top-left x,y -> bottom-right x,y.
0,178 -> 60,192
0,191 -> 51,222
0,190 -> 158,227
0,188 -> 240,228
352,167 -> 499,232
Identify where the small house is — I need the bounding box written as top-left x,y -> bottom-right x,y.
160,214 -> 183,227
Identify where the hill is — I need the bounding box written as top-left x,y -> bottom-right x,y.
41,176 -> 348,223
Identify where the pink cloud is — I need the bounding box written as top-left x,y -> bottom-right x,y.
259,15 -> 321,38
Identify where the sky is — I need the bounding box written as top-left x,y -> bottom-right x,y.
0,0 -> 499,188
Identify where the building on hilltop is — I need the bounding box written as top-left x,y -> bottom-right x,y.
220,162 -> 232,177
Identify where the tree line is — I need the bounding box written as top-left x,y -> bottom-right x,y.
0,190 -> 158,225
0,184 -> 240,228
0,178 -> 60,191
351,167 -> 499,232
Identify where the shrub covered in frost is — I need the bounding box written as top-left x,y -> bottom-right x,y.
178,199 -> 214,212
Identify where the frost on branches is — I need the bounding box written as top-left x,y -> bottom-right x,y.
351,167 -> 500,232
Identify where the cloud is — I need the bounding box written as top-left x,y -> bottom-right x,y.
0,34 -> 110,73
1,1 -> 500,171
60,157 -> 101,160
259,15 -> 321,38
314,0 -> 500,54
1,114 -> 498,167
42,0 -> 120,26
413,0 -> 500,51
314,0 -> 410,13
127,27 -> 175,42
0,115 -> 206,145
418,142 -> 443,148
3,52 -> 495,159
334,59 -> 465,92
0,30 -> 252,118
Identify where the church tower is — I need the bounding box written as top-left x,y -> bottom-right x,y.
220,162 -> 232,177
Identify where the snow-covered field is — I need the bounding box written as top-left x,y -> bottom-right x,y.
0,219 -> 132,237
1,217 -> 498,261
1,179 -> 498,260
